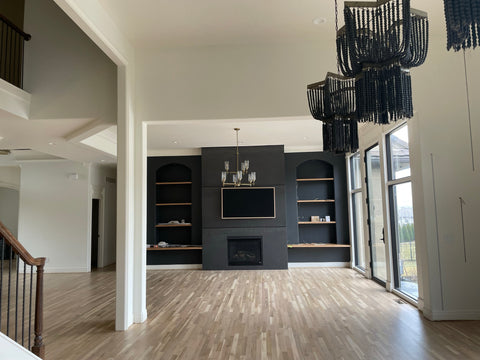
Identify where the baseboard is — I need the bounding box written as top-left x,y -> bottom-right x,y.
147,264 -> 202,270
134,309 -> 148,323
288,262 -> 350,268
44,267 -> 90,273
422,307 -> 480,321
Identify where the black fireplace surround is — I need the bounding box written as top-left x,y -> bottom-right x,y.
228,236 -> 263,266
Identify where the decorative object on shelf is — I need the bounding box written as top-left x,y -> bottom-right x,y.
311,216 -> 320,222
221,128 -> 257,186
443,0 -> 480,51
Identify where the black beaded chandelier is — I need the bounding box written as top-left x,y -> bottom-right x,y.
338,0 -> 429,124
444,0 -> 480,51
307,0 -> 428,153
307,73 -> 358,153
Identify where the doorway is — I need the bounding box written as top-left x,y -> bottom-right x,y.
365,144 -> 387,285
91,198 -> 100,269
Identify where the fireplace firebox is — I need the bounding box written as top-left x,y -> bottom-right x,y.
227,236 -> 263,266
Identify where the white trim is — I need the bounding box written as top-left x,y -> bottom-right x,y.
0,78 -> 31,119
147,264 -> 202,270
352,266 -> 367,276
0,332 -> 42,360
422,308 -> 480,321
288,262 -> 350,268
392,288 -> 418,307
0,182 -> 19,191
44,266 -> 90,273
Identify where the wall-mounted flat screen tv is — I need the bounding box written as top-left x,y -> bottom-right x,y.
221,187 -> 276,219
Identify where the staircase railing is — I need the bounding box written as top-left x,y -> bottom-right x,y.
0,221 -> 45,359
0,14 -> 31,89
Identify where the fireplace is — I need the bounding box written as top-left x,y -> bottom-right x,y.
227,236 -> 263,266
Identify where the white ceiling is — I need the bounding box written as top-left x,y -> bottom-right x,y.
1,0 -> 448,163
146,117 -> 323,155
98,0 -> 337,48
97,0 -> 446,48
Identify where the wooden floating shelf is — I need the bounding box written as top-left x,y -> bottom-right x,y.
288,243 -> 351,248
147,246 -> 202,251
297,200 -> 335,203
156,203 -> 192,206
156,181 -> 192,185
155,223 -> 192,228
296,178 -> 334,182
298,221 -> 336,225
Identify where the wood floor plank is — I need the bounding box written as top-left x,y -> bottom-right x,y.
4,267 -> 479,360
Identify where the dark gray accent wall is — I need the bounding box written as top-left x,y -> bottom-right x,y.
285,152 -> 350,262
201,145 -> 288,270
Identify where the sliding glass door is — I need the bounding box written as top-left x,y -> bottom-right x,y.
365,145 -> 387,284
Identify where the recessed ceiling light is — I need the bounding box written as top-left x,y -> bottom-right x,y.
312,17 -> 327,25
100,159 -> 105,162
48,142 -> 55,146
172,140 -> 178,144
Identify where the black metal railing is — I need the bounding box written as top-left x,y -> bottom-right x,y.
0,14 -> 31,89
0,221 -> 45,359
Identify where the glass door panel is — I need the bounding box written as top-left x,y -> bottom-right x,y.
391,182 -> 418,298
365,145 -> 387,283
352,191 -> 366,269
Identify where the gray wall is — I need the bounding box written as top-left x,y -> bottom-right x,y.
0,188 -> 20,238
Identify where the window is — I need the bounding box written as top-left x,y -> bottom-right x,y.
349,153 -> 366,270
386,124 -> 418,299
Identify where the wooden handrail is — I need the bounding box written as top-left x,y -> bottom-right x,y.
0,222 -> 45,267
0,220 -> 45,358
0,14 -> 32,40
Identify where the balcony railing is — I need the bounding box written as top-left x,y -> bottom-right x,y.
0,221 -> 45,359
0,14 -> 31,89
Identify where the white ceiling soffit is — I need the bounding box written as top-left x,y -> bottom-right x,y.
146,117 -> 323,156
97,0 -> 446,49
80,125 -> 117,157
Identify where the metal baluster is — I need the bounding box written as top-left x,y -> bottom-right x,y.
7,245 -> 12,336
0,238 -> 4,328
28,265 -> 33,350
13,31 -> 19,87
22,261 -> 26,346
1,22 -> 5,80
6,25 -> 11,83
15,253 -> 20,341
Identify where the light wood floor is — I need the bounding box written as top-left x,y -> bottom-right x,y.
33,268 -> 480,359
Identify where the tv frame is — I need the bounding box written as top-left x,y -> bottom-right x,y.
221,187 -> 276,220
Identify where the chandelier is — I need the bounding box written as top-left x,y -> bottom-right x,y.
444,0 -> 480,51
221,128 -> 256,187
339,0 -> 429,124
307,73 -> 358,153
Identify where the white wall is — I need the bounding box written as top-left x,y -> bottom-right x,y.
18,161 -> 90,272
23,0 -> 117,124
136,40 -> 336,121
410,36 -> 480,319
90,164 -> 117,268
355,32 -> 480,320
